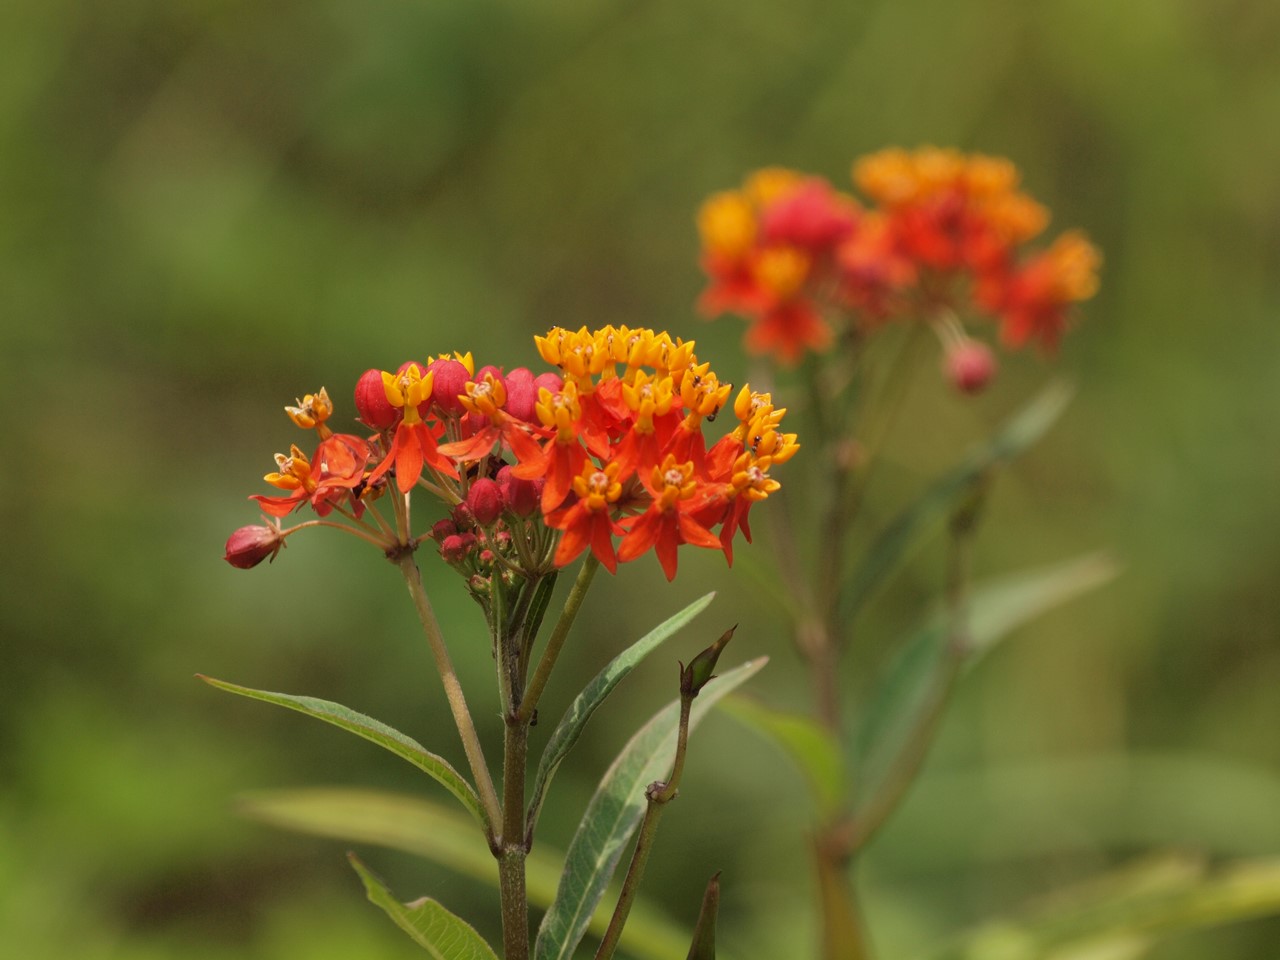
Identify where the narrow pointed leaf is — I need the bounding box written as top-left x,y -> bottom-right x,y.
855,552 -> 1118,801
840,379 -> 1074,626
535,657 -> 769,960
528,592 -> 716,836
686,873 -> 721,960
349,853 -> 498,959
719,695 -> 845,815
199,675 -> 486,830
239,788 -> 695,960
919,857 -> 1280,960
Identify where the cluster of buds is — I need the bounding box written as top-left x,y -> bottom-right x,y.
223,328 -> 797,584
697,147 -> 1101,391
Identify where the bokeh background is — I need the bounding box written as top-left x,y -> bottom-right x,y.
3,0 -> 1279,957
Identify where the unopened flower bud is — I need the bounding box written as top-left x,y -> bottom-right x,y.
479,548 -> 495,565
681,625 -> 737,699
429,359 -> 470,416
466,478 -> 506,525
430,518 -> 458,542
944,340 -> 997,395
451,501 -> 476,531
533,372 -> 564,396
355,369 -> 397,428
504,367 -> 537,422
223,524 -> 286,569
440,533 -> 476,564
497,465 -> 542,517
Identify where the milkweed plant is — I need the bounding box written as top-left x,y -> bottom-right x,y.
216,147 -> 1280,960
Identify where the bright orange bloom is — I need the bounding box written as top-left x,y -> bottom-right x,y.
546,461 -> 624,573
618,455 -> 723,581
251,434 -> 371,518
985,231 -> 1101,350
367,363 -> 459,493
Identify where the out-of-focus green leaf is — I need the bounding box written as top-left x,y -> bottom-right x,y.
855,552 -> 1118,800
239,788 -> 694,960
920,856 -> 1280,960
199,675 -> 486,829
685,872 -> 721,960
719,695 -> 845,815
527,592 -> 716,837
349,853 -> 498,959
534,658 -> 769,960
839,380 -> 1074,627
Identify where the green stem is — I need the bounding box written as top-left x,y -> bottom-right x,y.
516,554 -> 599,725
848,502 -> 980,853
396,552 -> 503,836
593,695 -> 693,960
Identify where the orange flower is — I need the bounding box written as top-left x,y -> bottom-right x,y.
366,363 -> 459,493
546,462 -> 624,573
617,456 -> 723,581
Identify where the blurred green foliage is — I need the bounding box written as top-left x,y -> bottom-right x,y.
3,0 -> 1279,957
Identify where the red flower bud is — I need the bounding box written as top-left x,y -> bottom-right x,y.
944,340 -> 997,395
533,372 -> 564,396
497,464 -> 542,517
440,532 -> 477,564
466,478 -> 506,525
429,359 -> 471,415
223,524 -> 286,569
355,368 -> 397,428
430,518 -> 458,542
504,367 -> 537,422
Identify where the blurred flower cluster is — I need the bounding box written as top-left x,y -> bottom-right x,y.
697,146 -> 1101,390
225,327 -> 796,582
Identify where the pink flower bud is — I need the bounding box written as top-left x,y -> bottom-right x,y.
440,532 -> 477,564
223,524 -> 285,569
466,478 -> 506,525
533,372 -> 563,396
431,518 -> 458,542
497,465 -> 542,518
944,340 -> 998,395
428,359 -> 470,415
355,368 -> 397,428
504,367 -> 537,422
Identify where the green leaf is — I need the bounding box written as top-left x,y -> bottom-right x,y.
719,695 -> 845,815
839,379 -> 1074,627
919,856 -> 1280,960
527,592 -> 716,837
855,552 -> 1118,799
349,853 -> 498,959
198,675 -> 486,830
238,788 -> 695,960
686,873 -> 721,960
534,657 -> 769,960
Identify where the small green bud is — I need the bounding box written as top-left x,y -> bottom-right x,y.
681,625 -> 737,699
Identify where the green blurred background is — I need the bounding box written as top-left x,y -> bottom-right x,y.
3,0 -> 1279,956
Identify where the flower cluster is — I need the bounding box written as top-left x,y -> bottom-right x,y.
697,147 -> 1101,387
223,328 -> 796,583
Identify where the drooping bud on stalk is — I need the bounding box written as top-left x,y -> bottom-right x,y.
223,523 -> 286,569
943,339 -> 997,395
355,369 -> 397,428
681,625 -> 737,699
466,478 -> 506,526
